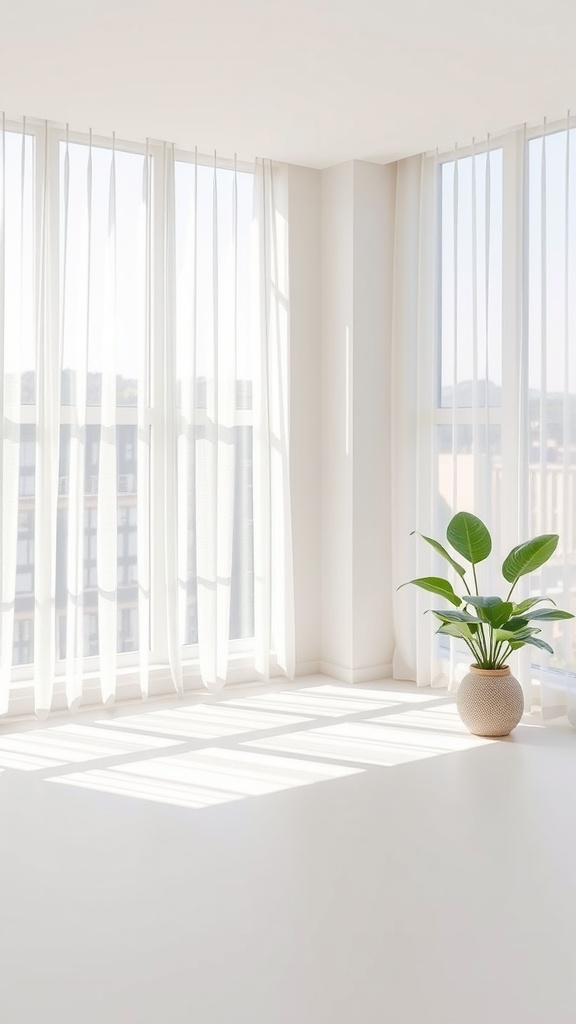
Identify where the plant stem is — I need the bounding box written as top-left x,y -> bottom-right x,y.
488,628 -> 495,666
475,622 -> 483,663
466,638 -> 484,666
476,624 -> 488,666
495,644 -> 512,669
472,563 -> 479,596
485,627 -> 492,666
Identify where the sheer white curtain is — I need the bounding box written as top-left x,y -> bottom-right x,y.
391,153 -> 440,687
392,120 -> 576,722
0,117 -> 294,716
252,158 -> 294,683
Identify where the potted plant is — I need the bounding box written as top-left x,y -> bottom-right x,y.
400,511 -> 574,736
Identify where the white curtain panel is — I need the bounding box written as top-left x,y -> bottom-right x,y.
252,159 -> 295,682
392,120 -> 576,722
0,118 -> 294,715
391,153 -> 440,688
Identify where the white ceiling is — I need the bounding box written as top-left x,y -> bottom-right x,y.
2,0 -> 576,168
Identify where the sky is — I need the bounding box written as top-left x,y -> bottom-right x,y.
441,127 -> 576,400
4,123 -> 576,401
3,129 -> 254,388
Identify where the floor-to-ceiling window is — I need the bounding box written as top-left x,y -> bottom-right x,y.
0,119 -> 278,714
394,118 -> 576,715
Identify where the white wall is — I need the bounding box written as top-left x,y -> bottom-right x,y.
288,164 -> 322,673
351,160 -> 396,677
320,163 -> 355,673
287,158 -> 396,681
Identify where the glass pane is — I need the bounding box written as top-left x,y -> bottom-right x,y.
60,141 -> 147,407
2,131 -> 35,404
527,128 -> 576,673
174,160 -> 255,645
174,162 -> 253,398
13,425 -> 35,666
230,426 -> 254,640
177,423 -> 255,647
436,423 -> 502,589
179,434 -> 197,647
440,149 -> 503,407
56,424 -> 143,658
528,130 -> 576,397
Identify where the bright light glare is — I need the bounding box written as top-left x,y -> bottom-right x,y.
225,685 -> 433,718
48,747 -> 363,809
370,704 -> 475,733
96,704 -> 310,739
0,724 -> 181,771
245,717 -> 491,767
312,685 -> 438,703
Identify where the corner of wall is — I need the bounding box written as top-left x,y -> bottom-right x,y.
288,158 -> 397,681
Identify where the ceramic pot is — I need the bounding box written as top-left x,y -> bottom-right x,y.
456,665 -> 524,737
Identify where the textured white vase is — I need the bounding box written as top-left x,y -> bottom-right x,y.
456,665 -> 524,737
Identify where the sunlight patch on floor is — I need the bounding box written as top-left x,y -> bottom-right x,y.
244,716 -> 491,767
224,685 -> 435,719
0,725 -> 181,771
369,704 -> 475,733
96,704 -> 311,739
48,747 -> 363,809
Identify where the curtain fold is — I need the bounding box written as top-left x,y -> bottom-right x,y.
0,118 -> 25,714
191,148 -> 238,691
527,121 -> 576,722
0,117 -> 294,716
162,141 -> 184,698
392,121 -> 576,722
252,158 -> 295,682
391,153 -> 440,686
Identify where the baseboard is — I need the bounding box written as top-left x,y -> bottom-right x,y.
294,660 -> 322,677
318,661 -> 393,685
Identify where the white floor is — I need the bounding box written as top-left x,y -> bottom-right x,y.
1,675 -> 575,1024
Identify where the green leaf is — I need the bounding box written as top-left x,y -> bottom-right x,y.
398,577 -> 461,607
465,596 -> 513,627
522,636 -> 555,655
487,603 -> 515,628
437,622 -> 475,641
512,597 -> 555,615
410,532 -> 467,578
446,512 -> 492,564
523,608 -> 574,622
499,616 -> 529,632
431,609 -> 480,622
431,610 -> 480,633
494,626 -> 537,643
502,535 -> 559,585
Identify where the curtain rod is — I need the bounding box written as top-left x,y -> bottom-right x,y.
426,109 -> 575,160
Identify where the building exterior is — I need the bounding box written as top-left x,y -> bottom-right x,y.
13,373 -> 254,669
